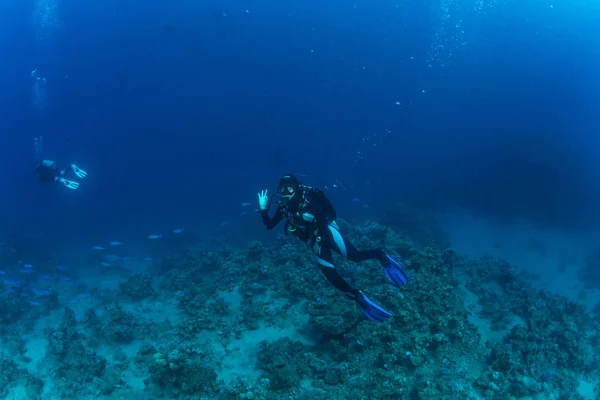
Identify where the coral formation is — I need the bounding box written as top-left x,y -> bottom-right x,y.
1,215 -> 598,399
119,274 -> 156,300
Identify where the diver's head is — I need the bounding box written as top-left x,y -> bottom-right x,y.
277,174 -> 300,201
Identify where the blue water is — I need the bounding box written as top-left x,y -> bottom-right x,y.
1,1 -> 600,398
1,0 -> 599,244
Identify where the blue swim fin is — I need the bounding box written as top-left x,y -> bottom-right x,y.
356,291 -> 392,322
383,255 -> 409,287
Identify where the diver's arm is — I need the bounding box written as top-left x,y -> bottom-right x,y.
311,205 -> 331,236
260,205 -> 284,230
314,189 -> 337,220
309,189 -> 335,233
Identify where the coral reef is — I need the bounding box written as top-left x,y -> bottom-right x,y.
104,302 -> 142,344
43,307 -> 108,397
142,340 -> 219,397
119,274 -> 156,300
1,214 -> 599,399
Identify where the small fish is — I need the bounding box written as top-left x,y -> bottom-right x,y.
240,211 -> 248,216
0,271 -> 5,275
59,276 -> 71,282
77,293 -> 91,298
253,208 -> 260,213
352,197 -> 361,202
122,256 -> 133,260
40,275 -> 51,280
92,246 -> 105,250
241,202 -> 252,207
220,221 -> 229,227
106,255 -> 122,261
66,299 -> 79,304
20,269 -> 34,274
32,289 -> 51,296
173,228 -> 184,234
57,264 -> 68,271
148,234 -> 162,240
100,262 -> 111,267
362,204 -> 370,209
109,241 -> 122,246
143,257 -> 153,261
10,249 -> 16,253
23,264 -> 34,269
29,301 -> 42,306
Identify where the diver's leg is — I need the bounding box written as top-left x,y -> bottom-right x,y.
315,244 -> 393,322
345,240 -> 387,264
322,224 -> 407,286
340,235 -> 409,287
323,224 -> 386,264
314,245 -> 358,296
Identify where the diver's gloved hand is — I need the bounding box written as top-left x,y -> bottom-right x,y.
258,189 -> 268,210
58,178 -> 79,190
70,164 -> 87,179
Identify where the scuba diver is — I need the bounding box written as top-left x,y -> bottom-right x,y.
258,174 -> 408,322
34,137 -> 87,190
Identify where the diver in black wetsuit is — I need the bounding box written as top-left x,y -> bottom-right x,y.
34,137 -> 87,190
258,174 -> 409,322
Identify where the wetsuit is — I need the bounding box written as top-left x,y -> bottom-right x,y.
36,160 -> 67,184
260,185 -> 387,297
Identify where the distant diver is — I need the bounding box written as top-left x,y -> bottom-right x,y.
258,174 -> 408,322
34,137 -> 87,190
